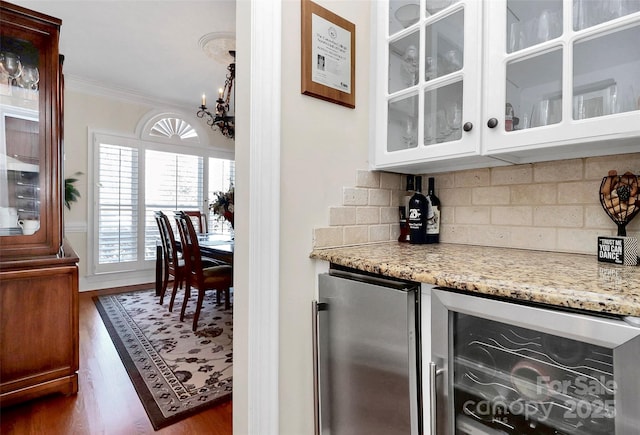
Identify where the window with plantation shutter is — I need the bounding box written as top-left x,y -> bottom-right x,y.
91,115 -> 234,278
144,150 -> 203,260
97,143 -> 139,267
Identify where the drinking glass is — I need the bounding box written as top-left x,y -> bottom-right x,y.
447,102 -> 462,133
402,45 -> 419,86
509,22 -> 522,53
0,52 -> 23,87
531,100 -> 550,127
443,49 -> 462,75
537,10 -> 551,43
17,65 -> 39,90
402,117 -> 417,148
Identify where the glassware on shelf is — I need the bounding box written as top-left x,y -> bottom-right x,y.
402,45 -> 419,86
443,49 -> 462,75
402,117 -> 417,148
446,102 -> 462,139
425,56 -> 436,81
394,3 -> 420,28
0,51 -> 23,88
17,65 -> 39,90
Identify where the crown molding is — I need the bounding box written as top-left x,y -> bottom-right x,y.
64,74 -> 194,112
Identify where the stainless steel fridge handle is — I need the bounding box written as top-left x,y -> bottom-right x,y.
312,300 -> 320,435
429,362 -> 445,435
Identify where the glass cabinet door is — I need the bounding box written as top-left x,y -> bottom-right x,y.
485,0 -> 640,154
380,0 -> 482,165
0,4 -> 62,258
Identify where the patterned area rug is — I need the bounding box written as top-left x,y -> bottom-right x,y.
93,289 -> 232,430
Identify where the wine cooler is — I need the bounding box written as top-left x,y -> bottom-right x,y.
430,289 -> 640,435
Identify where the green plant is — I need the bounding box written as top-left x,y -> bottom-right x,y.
64,172 -> 83,210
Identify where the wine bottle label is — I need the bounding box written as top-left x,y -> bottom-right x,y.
408,208 -> 422,229
427,206 -> 440,234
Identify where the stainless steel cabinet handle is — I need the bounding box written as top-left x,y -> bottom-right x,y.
429,362 -> 445,435
312,301 -> 320,435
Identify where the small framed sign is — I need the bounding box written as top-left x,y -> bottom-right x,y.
301,0 -> 356,108
598,236 -> 638,266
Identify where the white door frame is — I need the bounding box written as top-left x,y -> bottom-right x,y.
247,0 -> 281,433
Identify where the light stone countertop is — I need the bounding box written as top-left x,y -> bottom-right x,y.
310,242 -> 640,317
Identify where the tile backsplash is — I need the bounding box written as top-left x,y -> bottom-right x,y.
312,153 -> 640,255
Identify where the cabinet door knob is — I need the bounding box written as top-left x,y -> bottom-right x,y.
487,118 -> 499,128
463,122 -> 473,132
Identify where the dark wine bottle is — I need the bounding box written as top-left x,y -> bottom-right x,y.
408,176 -> 428,244
426,177 -> 440,244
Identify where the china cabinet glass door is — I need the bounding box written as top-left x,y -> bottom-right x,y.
484,0 -> 640,156
374,0 -> 482,169
0,4 -> 62,258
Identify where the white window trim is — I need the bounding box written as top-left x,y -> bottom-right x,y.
87,127 -> 234,281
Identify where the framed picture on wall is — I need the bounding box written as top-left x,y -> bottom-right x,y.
301,0 -> 356,108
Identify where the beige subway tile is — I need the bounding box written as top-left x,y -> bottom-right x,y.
466,224 -> 512,247
510,227 -> 557,251
511,184 -> 557,205
356,207 -> 380,224
454,168 -> 491,187
439,187 -> 472,206
491,206 -> 533,226
557,180 -> 601,204
439,224 -> 469,244
584,152 -> 640,180
391,190 -> 404,207
557,228 -> 607,255
343,187 -> 369,206
369,224 -> 391,242
344,226 -> 369,245
472,186 -> 511,205
390,223 -> 401,241
329,206 -> 356,226
313,227 -> 344,248
491,165 -> 533,185
356,170 -> 380,188
440,205 -> 454,224
369,188 -> 391,206
381,206 -> 400,224
380,172 -> 402,190
533,205 -> 583,227
455,206 -> 491,225
432,173 -> 455,189
534,159 -> 583,182
585,205 -> 617,229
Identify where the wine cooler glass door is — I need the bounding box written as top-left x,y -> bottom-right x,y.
431,289 -> 640,435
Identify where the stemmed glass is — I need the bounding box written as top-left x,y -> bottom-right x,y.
17,65 -> 39,90
446,102 -> 462,139
0,52 -> 24,88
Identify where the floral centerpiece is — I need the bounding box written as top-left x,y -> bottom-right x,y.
210,185 -> 234,228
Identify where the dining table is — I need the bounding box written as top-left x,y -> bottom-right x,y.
155,233 -> 234,297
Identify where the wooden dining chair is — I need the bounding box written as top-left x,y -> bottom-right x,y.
175,211 -> 233,331
184,210 -> 208,234
154,211 -> 186,311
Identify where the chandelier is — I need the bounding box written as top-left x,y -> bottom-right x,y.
197,50 -> 235,139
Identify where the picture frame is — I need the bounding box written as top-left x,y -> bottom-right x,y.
301,0 -> 356,108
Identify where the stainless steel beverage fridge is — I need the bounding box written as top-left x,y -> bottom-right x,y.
430,288 -> 640,435
314,269 -> 422,435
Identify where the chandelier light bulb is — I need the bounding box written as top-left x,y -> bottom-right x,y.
202,94 -> 206,106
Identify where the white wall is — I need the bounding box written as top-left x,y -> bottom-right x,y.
279,1 -> 372,433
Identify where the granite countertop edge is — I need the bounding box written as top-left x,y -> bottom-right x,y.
310,242 -> 640,318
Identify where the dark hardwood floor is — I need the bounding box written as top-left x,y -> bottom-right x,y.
1,291 -> 233,435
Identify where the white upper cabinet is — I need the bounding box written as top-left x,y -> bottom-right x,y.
371,0 -> 640,174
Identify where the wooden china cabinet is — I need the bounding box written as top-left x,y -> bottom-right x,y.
0,1 -> 79,407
